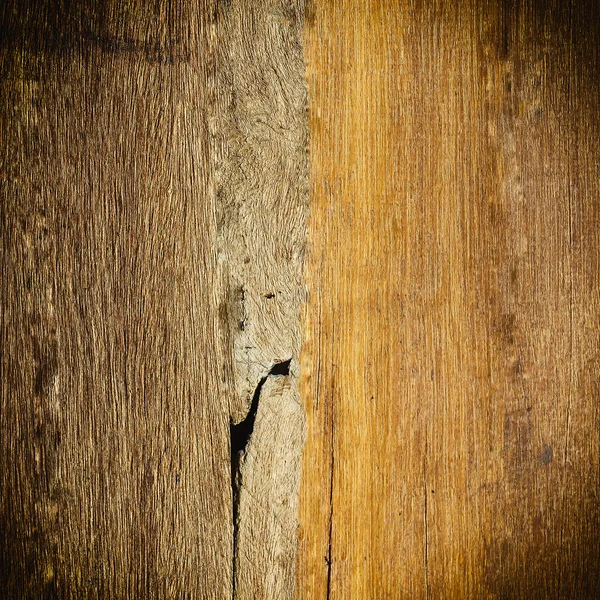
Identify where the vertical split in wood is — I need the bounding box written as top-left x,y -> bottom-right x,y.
232,370 -> 306,600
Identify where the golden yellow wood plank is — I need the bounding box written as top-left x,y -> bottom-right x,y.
299,1 -> 600,597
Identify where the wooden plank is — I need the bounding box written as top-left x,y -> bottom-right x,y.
215,2 -> 308,597
298,0 -> 600,597
0,1 -> 308,597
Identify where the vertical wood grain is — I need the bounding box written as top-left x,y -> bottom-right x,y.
0,1 -> 308,597
299,1 -> 600,597
1,2 -> 232,596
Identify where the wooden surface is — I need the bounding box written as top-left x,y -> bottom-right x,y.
3,0 -> 600,597
0,1 -> 307,598
299,0 -> 600,598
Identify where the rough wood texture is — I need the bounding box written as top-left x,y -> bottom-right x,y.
215,0 -> 308,419
234,374 -> 305,598
0,1 -> 307,598
216,2 -> 308,598
299,0 -> 600,598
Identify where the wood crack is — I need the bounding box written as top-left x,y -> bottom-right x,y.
325,418 -> 335,600
423,451 -> 429,600
230,358 -> 294,599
